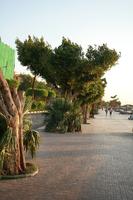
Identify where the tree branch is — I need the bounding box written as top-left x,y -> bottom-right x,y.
0,92 -> 11,120
11,88 -> 21,114
0,70 -> 16,116
18,91 -> 25,112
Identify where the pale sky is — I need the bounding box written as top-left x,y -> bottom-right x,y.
1,0 -> 133,104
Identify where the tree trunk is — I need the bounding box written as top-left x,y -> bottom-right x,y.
82,104 -> 89,124
32,75 -> 37,100
19,113 -> 26,171
0,71 -> 26,175
10,114 -> 21,174
90,104 -> 95,118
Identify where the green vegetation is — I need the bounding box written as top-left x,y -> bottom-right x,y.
16,36 -> 120,132
0,125 -> 14,175
26,88 -> 48,99
0,35 -> 120,177
31,101 -> 45,111
23,113 -> 40,159
16,36 -> 52,98
102,95 -> 121,110
45,98 -> 82,132
24,130 -> 40,158
0,163 -> 38,179
0,73 -> 40,176
25,162 -> 38,174
19,74 -> 56,111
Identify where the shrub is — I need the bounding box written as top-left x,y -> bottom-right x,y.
26,88 -> 48,99
23,114 -> 40,159
23,130 -> 40,158
45,98 -> 82,133
48,90 -> 56,98
31,101 -> 45,111
25,162 -> 38,174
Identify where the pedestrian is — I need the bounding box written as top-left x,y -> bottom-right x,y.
105,108 -> 108,116
109,108 -> 113,116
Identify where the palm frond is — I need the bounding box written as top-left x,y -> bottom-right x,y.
23,130 -> 40,158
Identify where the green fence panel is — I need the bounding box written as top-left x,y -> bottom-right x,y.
0,41 -> 15,79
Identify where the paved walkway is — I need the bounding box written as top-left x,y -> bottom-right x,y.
1,111 -> 133,200
82,110 -> 133,134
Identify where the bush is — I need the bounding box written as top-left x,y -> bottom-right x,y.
31,101 -> 45,111
23,130 -> 40,158
26,88 -> 48,99
45,98 -> 82,133
23,114 -> 40,159
25,162 -> 38,174
48,90 -> 56,98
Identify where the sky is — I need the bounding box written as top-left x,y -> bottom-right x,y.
0,0 -> 133,104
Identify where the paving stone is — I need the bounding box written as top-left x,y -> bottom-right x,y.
1,111 -> 133,200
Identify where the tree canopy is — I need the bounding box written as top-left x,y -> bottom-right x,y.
16,37 -> 120,99
16,36 -> 52,77
16,36 -> 120,127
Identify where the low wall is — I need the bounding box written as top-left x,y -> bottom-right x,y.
28,113 -> 46,130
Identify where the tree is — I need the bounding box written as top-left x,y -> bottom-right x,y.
109,95 -> 121,109
51,40 -> 120,99
73,44 -> 120,123
16,37 -> 120,131
77,79 -> 106,123
86,44 -> 120,77
0,71 -> 26,175
51,37 -> 84,98
18,74 -> 33,91
16,36 -> 52,98
0,71 -> 40,175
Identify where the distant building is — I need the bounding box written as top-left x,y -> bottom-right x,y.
0,40 -> 15,79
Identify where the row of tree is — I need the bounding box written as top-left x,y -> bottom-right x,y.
16,36 -> 120,124
0,36 -> 120,175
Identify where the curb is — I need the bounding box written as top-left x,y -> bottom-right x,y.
28,111 -> 46,114
0,168 -> 39,180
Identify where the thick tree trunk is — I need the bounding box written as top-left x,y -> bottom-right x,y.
10,114 -> 21,174
7,113 -> 26,175
0,71 -> 26,175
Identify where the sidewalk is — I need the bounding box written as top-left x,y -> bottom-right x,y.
82,110 -> 133,134
1,111 -> 133,200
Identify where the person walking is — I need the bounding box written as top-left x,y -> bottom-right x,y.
109,108 -> 113,116
105,108 -> 108,116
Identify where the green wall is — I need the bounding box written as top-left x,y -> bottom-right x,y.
0,41 -> 15,79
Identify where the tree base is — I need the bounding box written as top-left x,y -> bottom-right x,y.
0,163 -> 38,180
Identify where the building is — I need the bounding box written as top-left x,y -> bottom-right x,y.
0,39 -> 15,79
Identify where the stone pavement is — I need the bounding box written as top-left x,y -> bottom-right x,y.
82,110 -> 133,134
1,111 -> 133,200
